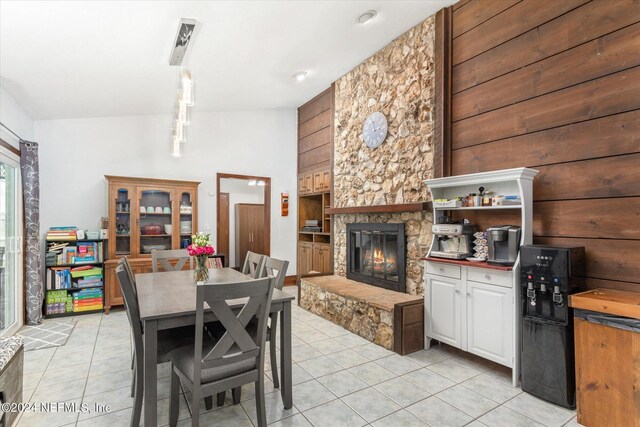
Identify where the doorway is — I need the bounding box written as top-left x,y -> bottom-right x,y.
216,173 -> 270,268
0,147 -> 23,337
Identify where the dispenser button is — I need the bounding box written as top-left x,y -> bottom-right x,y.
553,277 -> 559,283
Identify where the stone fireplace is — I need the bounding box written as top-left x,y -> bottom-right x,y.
347,223 -> 406,293
300,14 -> 436,353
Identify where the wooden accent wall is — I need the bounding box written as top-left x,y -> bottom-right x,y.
298,86 -> 334,174
448,0 -> 640,292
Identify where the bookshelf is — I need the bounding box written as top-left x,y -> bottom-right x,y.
44,235 -> 107,318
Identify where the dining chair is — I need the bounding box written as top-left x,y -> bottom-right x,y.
241,251 -> 266,278
152,249 -> 194,272
261,257 -> 289,389
116,262 -> 198,427
167,276 -> 275,427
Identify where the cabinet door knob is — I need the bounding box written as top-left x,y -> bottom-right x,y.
439,267 -> 445,272
485,274 -> 491,281
455,289 -> 461,294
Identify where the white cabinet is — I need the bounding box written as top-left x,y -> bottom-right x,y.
425,275 -> 463,348
425,261 -> 516,369
466,280 -> 513,366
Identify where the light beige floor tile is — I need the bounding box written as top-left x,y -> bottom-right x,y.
302,399 -> 366,427
436,384 -> 500,418
342,387 -> 401,423
406,396 -> 473,427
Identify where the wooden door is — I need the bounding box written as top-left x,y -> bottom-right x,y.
425,274 -> 463,349
312,244 -> 330,273
235,204 -> 265,267
298,242 -> 313,275
466,280 -> 513,367
321,169 -> 331,191
217,193 -> 230,266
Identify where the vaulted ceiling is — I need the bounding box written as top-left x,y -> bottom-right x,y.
0,0 -> 454,120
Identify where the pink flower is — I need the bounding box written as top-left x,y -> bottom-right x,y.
196,246 -> 204,255
205,246 -> 215,255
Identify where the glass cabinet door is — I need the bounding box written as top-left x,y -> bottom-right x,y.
114,187 -> 133,256
177,189 -> 195,249
138,188 -> 173,255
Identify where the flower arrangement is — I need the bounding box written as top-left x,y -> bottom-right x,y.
188,232 -> 215,282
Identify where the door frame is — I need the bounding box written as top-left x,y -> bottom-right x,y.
218,192 -> 230,267
216,173 -> 271,261
0,144 -> 23,337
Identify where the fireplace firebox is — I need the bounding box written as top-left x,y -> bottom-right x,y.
347,223 -> 406,293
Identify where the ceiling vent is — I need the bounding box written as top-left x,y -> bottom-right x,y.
169,18 -> 197,66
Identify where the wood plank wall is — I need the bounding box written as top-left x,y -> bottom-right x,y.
448,0 -> 640,292
298,87 -> 334,174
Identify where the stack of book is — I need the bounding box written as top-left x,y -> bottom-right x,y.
72,288 -> 103,312
70,265 -> 103,288
76,242 -> 101,263
46,226 -> 79,241
46,267 -> 72,290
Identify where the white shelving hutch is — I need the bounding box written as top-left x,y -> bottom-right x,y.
423,167 -> 538,387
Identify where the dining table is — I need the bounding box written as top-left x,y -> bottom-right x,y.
136,267 -> 295,427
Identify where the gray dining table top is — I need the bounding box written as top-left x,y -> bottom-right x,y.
136,268 -> 295,321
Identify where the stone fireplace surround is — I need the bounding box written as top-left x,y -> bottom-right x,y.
299,15 -> 435,353
300,209 -> 431,353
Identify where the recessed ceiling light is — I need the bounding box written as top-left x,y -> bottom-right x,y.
293,71 -> 308,81
358,10 -> 377,25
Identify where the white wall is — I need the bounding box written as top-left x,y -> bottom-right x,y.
34,109 -> 298,273
220,178 -> 265,267
0,86 -> 34,147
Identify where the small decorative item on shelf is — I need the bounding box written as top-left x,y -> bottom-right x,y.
187,232 -> 215,283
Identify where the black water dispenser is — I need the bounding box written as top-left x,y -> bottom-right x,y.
520,245 -> 585,409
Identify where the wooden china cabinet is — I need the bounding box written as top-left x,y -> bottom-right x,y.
103,176 -> 200,313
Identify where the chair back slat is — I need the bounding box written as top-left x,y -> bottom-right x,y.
152,249 -> 193,272
242,251 -> 266,279
262,257 -> 289,290
115,263 -> 143,358
193,277 -> 274,378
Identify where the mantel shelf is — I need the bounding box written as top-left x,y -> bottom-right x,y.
325,202 -> 432,215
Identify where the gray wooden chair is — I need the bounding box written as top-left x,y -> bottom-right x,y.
261,257 -> 289,389
116,262 -> 200,427
152,249 -> 193,272
167,276 -> 275,427
241,251 -> 266,278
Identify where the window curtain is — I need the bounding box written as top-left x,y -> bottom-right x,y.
20,141 -> 42,325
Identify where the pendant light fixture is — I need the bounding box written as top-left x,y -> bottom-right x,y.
169,18 -> 198,157
181,69 -> 195,106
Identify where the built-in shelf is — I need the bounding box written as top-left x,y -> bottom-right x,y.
116,234 -> 130,237
140,212 -> 171,216
325,202 -> 432,215
299,232 -> 331,236
140,234 -> 171,237
434,205 -> 522,211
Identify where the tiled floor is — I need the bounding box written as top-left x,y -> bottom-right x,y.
16,286 -> 583,426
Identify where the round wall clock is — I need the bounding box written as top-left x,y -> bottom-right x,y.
362,111 -> 388,149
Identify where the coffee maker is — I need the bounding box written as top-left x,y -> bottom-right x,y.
486,225 -> 521,265
429,223 -> 475,259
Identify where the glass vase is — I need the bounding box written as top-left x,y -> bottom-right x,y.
194,255 -> 209,283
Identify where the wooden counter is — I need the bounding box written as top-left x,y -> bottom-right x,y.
569,288 -> 640,427
570,288 -> 640,320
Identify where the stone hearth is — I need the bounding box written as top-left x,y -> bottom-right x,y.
300,275 -> 423,352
